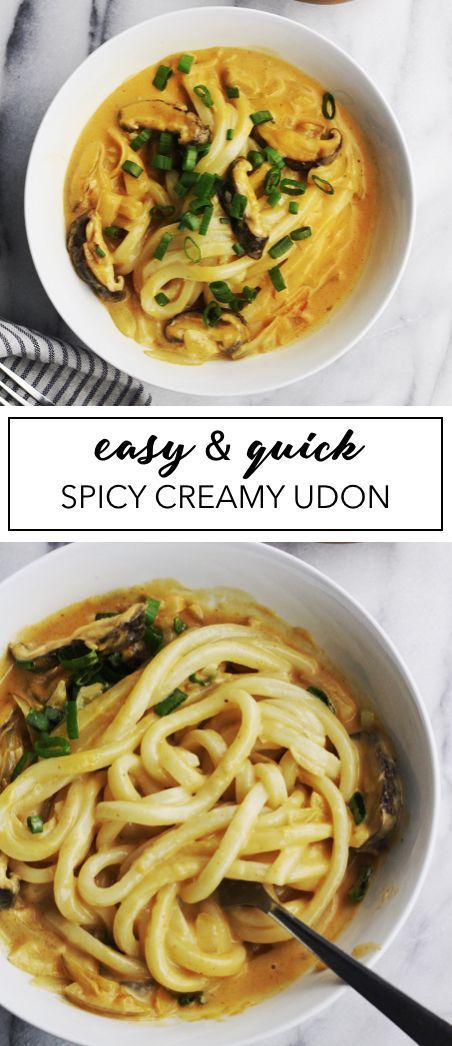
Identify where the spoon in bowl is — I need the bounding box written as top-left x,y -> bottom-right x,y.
218,880 -> 452,1045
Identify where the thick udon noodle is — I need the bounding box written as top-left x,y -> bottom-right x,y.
65,48 -> 378,365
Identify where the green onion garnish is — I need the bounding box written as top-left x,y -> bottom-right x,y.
250,109 -> 273,126
144,624 -> 164,653
59,647 -> 99,672
348,865 -> 373,904
154,232 -> 172,261
307,684 -> 336,713
268,235 -> 293,260
184,235 -> 201,263
26,709 -> 50,733
312,174 -> 334,195
349,791 -> 366,825
232,241 -> 245,256
145,598 -> 161,624
203,301 -> 222,326
189,673 -> 211,686
264,146 -> 284,168
104,225 -> 126,241
280,177 -> 306,196
11,751 -> 37,780
226,85 -> 240,99
183,145 -> 198,172
199,203 -> 213,236
153,64 -> 173,91
27,815 -> 44,834
177,992 -> 206,1007
226,129 -> 234,141
241,285 -> 260,303
34,736 -> 71,759
267,189 -> 281,208
230,192 -> 247,219
247,150 -> 265,169
268,265 -> 286,292
194,84 -> 214,108
153,153 -> 173,171
179,211 -> 201,232
45,707 -> 65,727
322,91 -> 336,120
209,280 -> 234,304
66,698 -> 79,740
264,167 -> 281,194
122,159 -> 143,179
155,292 -> 170,307
155,688 -> 187,716
131,128 -> 152,151
150,204 -> 176,220
95,611 -> 118,619
289,201 -> 299,215
291,225 -> 312,241
173,617 -> 187,634
193,172 -> 218,199
178,54 -> 194,74
95,246 -> 106,258
158,131 -> 173,156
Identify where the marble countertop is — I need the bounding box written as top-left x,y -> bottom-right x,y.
0,0 -> 451,405
0,541 -> 450,1045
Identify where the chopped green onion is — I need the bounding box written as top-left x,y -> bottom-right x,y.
153,153 -> 173,171
178,54 -> 195,74
188,197 -> 212,214
289,201 -> 299,215
12,751 -> 37,780
312,173 -> 334,195
280,177 -> 306,196
322,91 -> 336,120
240,285 -> 260,303
194,84 -> 214,108
158,131 -> 173,156
348,865 -> 373,904
349,791 -> 366,826
268,235 -> 293,260
226,129 -> 234,141
226,85 -> 240,99
154,232 -> 172,261
155,292 -> 170,307
267,189 -> 281,208
173,617 -> 187,634
14,658 -> 38,671
150,204 -> 176,220
179,211 -> 201,232
155,688 -> 187,716
247,150 -> 265,169
45,706 -> 65,727
27,814 -> 44,834
122,159 -> 143,178
232,241 -> 245,256
219,216 -> 230,224
203,301 -> 222,326
144,624 -> 164,653
307,684 -> 336,714
95,246 -> 106,258
177,992 -> 206,1007
264,146 -> 284,168
59,647 -> 99,672
291,225 -> 312,241
95,610 -> 118,619
198,203 -> 213,235
264,167 -> 281,194
66,699 -> 79,741
189,673 -> 211,686
34,736 -> 71,759
145,598 -> 161,624
104,225 -> 126,241
209,280 -> 234,304
230,192 -> 247,219
131,128 -> 152,151
183,145 -> 198,172
193,172 -> 218,199
184,235 -> 201,263
153,64 -> 173,91
26,709 -> 50,733
268,265 -> 286,292
250,110 -> 273,126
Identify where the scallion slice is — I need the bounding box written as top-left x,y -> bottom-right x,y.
95,246 -> 106,258
144,624 -> 163,653
289,201 -> 299,215
230,192 -> 247,219
307,684 -> 336,713
131,127 -> 152,151
349,791 -> 366,825
250,109 -> 273,126
247,150 -> 265,169
104,225 -> 126,241
153,153 -> 173,171
173,617 -> 187,634
209,280 -> 234,304
199,203 -> 213,236
291,225 -> 312,241
280,177 -> 306,196
122,159 -> 143,179
264,146 -> 284,168
267,189 -> 281,208
27,814 -> 44,834
179,211 -> 201,232
268,235 -> 293,260
226,85 -> 240,98
158,131 -> 173,156
184,235 -> 201,262
59,647 -> 99,672
189,673 -> 211,686
232,241 -> 245,256
226,129 -> 234,141
155,688 -> 187,716
183,145 -> 198,172
11,751 -> 37,780
322,91 -> 336,120
264,167 -> 281,194
145,598 -> 161,624
194,84 -> 214,108
312,173 -> 334,195
66,698 -> 79,740
34,736 -> 71,759
153,64 -> 172,91
26,709 -> 50,733
150,204 -> 176,220
203,301 -> 222,326
193,172 -> 218,199
155,292 -> 170,306
348,865 -> 373,903
268,265 -> 286,292
153,232 -> 172,261
178,54 -> 194,74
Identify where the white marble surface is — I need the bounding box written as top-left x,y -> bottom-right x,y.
0,541 -> 450,1046
0,0 -> 451,405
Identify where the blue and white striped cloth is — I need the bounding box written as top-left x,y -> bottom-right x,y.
0,320 -> 152,405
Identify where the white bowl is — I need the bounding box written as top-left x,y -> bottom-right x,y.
25,6 -> 415,398
0,542 -> 438,1046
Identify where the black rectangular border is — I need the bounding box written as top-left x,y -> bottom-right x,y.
7,415 -> 444,533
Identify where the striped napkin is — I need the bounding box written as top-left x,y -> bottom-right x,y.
0,320 -> 153,406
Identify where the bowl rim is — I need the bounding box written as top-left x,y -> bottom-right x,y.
24,5 -> 416,398
0,541 -> 440,1045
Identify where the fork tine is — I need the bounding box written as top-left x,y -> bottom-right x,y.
0,377 -> 27,405
0,360 -> 51,404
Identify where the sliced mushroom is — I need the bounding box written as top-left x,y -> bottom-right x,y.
218,158 -> 268,260
67,212 -> 126,302
11,604 -> 147,673
0,856 -> 19,909
254,121 -> 342,173
118,100 -> 211,147
352,731 -> 403,851
0,701 -> 29,792
165,310 -> 246,355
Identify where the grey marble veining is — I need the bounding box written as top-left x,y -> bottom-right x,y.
0,0 -> 451,405
0,541 -> 450,1046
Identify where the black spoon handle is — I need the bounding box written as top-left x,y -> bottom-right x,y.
269,904 -> 452,1046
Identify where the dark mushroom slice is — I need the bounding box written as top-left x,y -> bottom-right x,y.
254,121 -> 342,173
118,100 -> 211,147
0,700 -> 29,792
352,730 -> 403,851
218,158 -> 268,260
165,310 -> 246,355
10,603 -> 147,674
0,857 -> 19,909
67,212 -> 126,302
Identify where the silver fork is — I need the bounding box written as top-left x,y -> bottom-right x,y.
0,360 -> 51,405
